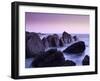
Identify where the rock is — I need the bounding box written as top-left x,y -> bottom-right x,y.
26,32 -> 31,42
47,34 -> 59,47
73,35 -> 78,41
63,41 -> 85,54
32,49 -> 65,67
64,60 -> 76,66
62,31 -> 72,44
42,37 -> 49,48
26,32 -> 32,58
82,55 -> 90,65
52,34 -> 60,47
26,32 -> 45,58
59,37 -> 65,47
46,49 -> 57,54
26,45 -> 32,58
47,35 -> 53,47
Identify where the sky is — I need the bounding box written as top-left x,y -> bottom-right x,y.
25,12 -> 89,34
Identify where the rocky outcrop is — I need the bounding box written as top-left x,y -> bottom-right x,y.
32,49 -> 65,67
47,34 -> 59,47
26,32 -> 45,58
63,41 -> 85,54
52,34 -> 60,47
46,35 -> 52,47
26,32 -> 32,42
59,37 -> 65,47
62,31 -> 72,44
82,55 -> 90,65
64,60 -> 76,66
42,37 -> 49,48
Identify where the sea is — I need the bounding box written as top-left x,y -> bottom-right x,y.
25,34 -> 89,68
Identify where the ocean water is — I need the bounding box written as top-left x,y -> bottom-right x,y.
25,34 -> 89,68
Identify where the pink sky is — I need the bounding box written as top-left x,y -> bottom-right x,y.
25,12 -> 89,34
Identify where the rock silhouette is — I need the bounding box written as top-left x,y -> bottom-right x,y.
82,55 -> 90,65
47,34 -> 59,47
32,49 -> 65,67
63,41 -> 85,54
26,32 -> 45,58
62,31 -> 72,44
42,37 -> 49,48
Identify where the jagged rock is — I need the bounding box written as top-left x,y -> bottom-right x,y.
42,37 -> 49,48
47,34 -> 59,47
63,41 -> 85,54
82,55 -> 90,65
32,49 -> 65,67
26,32 -> 45,58
64,60 -> 76,66
62,31 -> 72,44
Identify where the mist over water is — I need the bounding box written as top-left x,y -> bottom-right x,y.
25,33 -> 89,68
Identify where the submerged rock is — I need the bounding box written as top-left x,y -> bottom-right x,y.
64,60 -> 76,66
82,55 -> 90,65
32,49 -> 65,67
63,41 -> 85,54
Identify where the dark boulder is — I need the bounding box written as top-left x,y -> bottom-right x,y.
62,31 -> 72,44
32,49 -> 65,67
42,37 -> 49,48
64,60 -> 76,66
82,55 -> 90,65
26,32 -> 45,58
47,34 -> 59,47
63,41 -> 85,54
